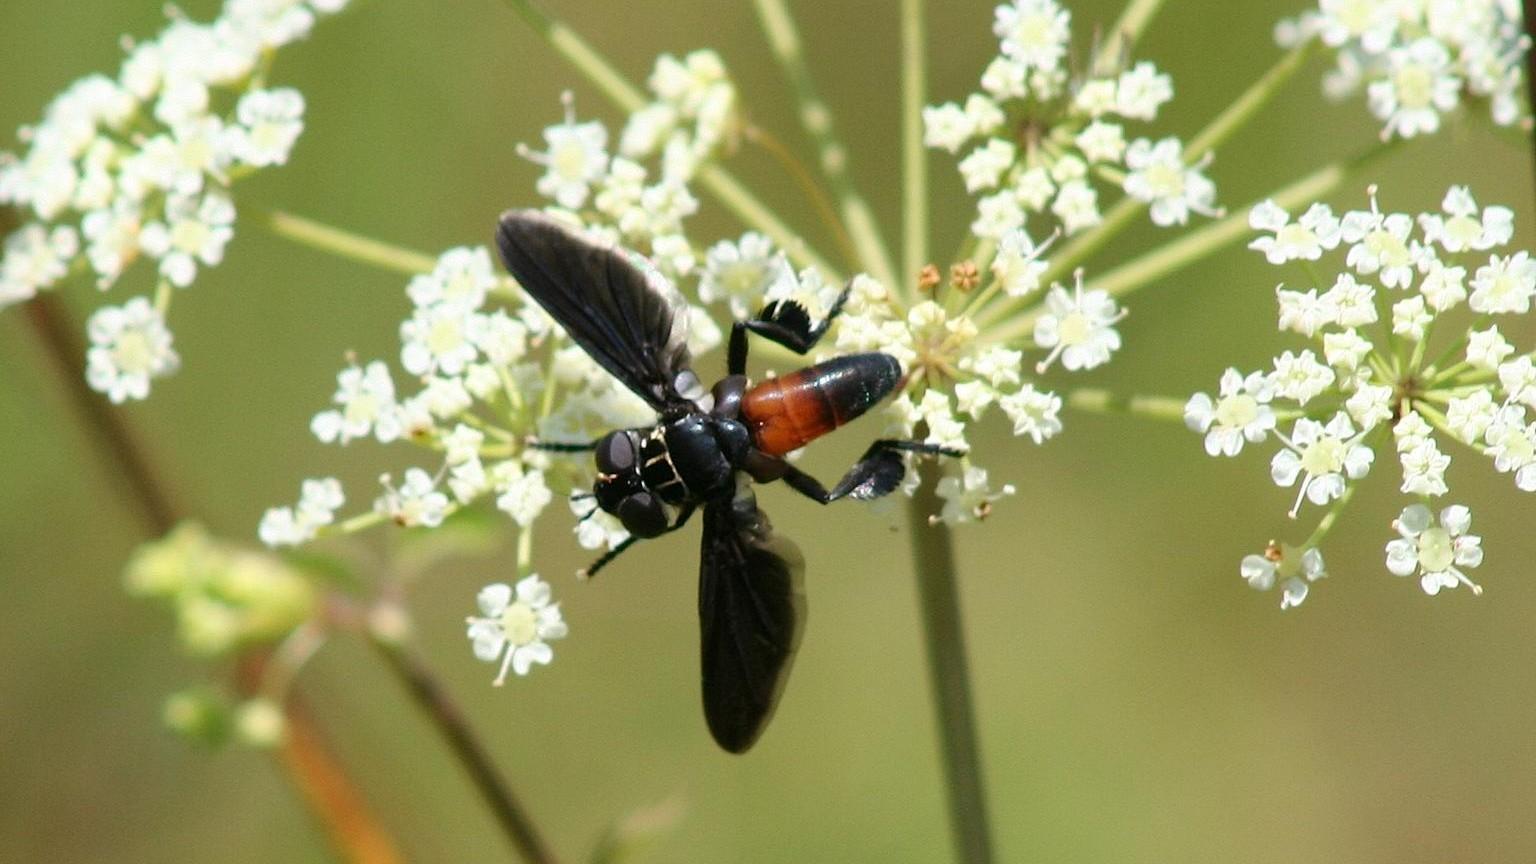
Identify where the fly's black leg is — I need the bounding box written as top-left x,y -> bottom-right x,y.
727,282 -> 852,375
579,535 -> 637,580
580,503 -> 697,579
779,439 -> 966,504
525,438 -> 597,453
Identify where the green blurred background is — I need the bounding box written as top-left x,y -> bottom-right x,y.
2,0 -> 1534,861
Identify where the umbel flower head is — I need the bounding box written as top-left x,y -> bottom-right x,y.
1186,184 -> 1534,607
925,0 -> 1220,240
0,0 -> 348,401
1280,0 -> 1532,139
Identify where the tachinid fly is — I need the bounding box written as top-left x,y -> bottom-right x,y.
495,210 -> 961,753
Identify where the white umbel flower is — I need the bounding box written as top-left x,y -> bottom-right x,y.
84,297 -> 180,403
466,575 -> 568,685
311,361 -> 401,444
1121,137 -> 1219,227
259,477 -> 345,547
522,92 -> 609,209
377,468 -> 451,528
1184,368 -> 1277,457
1385,504 -> 1483,595
138,191 -> 236,287
1270,413 -> 1374,517
1033,271 -> 1124,372
229,87 -> 305,167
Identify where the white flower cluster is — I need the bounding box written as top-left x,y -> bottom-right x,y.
924,0 -> 1219,239
0,0 -> 345,402
1186,184 -> 1529,606
519,50 -> 738,281
259,243 -> 657,548
1281,0 -> 1531,139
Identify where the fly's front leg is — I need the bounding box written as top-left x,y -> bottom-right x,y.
580,503 -> 697,579
525,438 -> 597,453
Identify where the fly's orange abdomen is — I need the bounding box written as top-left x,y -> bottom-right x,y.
740,353 -> 903,456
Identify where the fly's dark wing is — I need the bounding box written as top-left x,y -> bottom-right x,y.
495,209 -> 694,411
698,483 -> 806,753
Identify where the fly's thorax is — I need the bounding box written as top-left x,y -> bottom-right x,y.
662,415 -> 736,501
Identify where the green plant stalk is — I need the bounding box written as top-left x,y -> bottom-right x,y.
902,0 -> 928,298
1093,0 -> 1169,75
370,634 -> 559,864
987,143 -> 1395,343
906,458 -> 994,864
258,208 -> 439,275
1064,387 -> 1187,421
752,0 -> 898,290
500,0 -> 842,280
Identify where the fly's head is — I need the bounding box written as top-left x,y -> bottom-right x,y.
592,429 -> 669,538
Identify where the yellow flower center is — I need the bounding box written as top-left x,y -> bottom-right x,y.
1214,393 -> 1259,429
1417,527 -> 1455,573
1057,311 -> 1091,346
552,141 -> 589,181
499,603 -> 539,646
1394,64 -> 1434,109
170,218 -> 211,254
427,317 -> 463,354
1299,435 -> 1345,476
112,330 -> 155,375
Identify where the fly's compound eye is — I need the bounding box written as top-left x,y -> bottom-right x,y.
594,430 -> 636,475
617,492 -> 669,538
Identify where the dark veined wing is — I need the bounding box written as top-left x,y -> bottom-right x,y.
495,209 -> 695,411
698,481 -> 806,753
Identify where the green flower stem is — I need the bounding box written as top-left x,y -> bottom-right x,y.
257,208 -> 438,275
500,0 -> 842,280
902,0 -> 928,297
1302,468 -> 1360,548
980,39 -> 1316,332
1094,0 -> 1169,75
906,459 -> 994,864
368,633 -> 559,864
1064,387 -> 1188,421
987,143 -> 1396,344
752,0 -> 898,290
1183,40 -> 1315,161
8,279 -> 402,864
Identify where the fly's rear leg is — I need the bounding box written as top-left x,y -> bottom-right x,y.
779,439 -> 965,504
728,282 -> 852,375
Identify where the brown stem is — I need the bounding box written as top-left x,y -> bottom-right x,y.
237,655 -> 406,864
11,272 -> 401,864
22,293 -> 180,535
370,636 -> 559,864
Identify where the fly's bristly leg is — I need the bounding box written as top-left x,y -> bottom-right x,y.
778,438 -> 966,504
728,282 -> 853,376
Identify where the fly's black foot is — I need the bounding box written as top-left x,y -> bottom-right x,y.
779,437 -> 964,505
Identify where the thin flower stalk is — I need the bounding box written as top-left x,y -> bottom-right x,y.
751,0 -> 898,290
259,208 -> 439,275
499,0 -> 842,280
902,0 -> 929,296
370,631 -> 559,864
